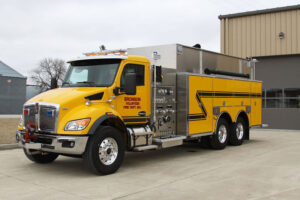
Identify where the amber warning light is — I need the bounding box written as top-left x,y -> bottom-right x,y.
84,49 -> 127,57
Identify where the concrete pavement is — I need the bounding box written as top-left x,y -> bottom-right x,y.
0,129 -> 300,200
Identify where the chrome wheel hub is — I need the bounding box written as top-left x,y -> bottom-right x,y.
218,125 -> 227,143
99,137 -> 118,165
236,123 -> 244,140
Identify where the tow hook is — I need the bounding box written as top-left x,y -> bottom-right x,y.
25,123 -> 38,143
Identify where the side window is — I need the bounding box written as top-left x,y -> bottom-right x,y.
121,64 -> 145,87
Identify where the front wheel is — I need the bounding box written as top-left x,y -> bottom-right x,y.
209,118 -> 229,149
83,126 -> 125,175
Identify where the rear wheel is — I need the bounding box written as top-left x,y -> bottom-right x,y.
83,126 -> 125,175
229,117 -> 246,146
209,118 -> 229,149
23,149 -> 59,164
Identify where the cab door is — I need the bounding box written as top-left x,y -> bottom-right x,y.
116,62 -> 151,125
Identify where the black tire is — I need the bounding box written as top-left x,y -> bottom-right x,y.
229,117 -> 246,146
23,149 -> 59,164
199,136 -> 211,149
83,126 -> 125,175
209,118 -> 229,150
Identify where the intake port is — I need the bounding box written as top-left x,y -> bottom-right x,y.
163,116 -> 171,123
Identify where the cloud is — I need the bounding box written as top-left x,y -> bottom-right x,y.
1,0 -> 299,79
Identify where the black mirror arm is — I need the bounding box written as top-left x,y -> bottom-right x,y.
113,87 -> 126,96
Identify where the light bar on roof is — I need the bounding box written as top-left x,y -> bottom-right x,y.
84,49 -> 127,56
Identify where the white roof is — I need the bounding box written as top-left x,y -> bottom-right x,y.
67,54 -> 127,63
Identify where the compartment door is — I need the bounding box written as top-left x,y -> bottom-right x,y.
188,76 -> 213,135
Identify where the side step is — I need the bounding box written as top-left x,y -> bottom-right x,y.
153,136 -> 186,148
133,145 -> 158,151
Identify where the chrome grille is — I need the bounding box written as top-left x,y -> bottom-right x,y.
23,102 -> 59,133
40,106 -> 56,132
23,105 -> 36,127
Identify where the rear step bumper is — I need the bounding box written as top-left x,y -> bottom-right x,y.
16,130 -> 88,155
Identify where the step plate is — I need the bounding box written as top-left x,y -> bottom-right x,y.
153,136 -> 186,148
133,145 -> 158,151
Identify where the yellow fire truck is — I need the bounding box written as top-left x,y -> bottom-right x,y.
16,44 -> 262,175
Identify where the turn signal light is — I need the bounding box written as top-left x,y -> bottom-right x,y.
65,118 -> 91,131
75,118 -> 90,127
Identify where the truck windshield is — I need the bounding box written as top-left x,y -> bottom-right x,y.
63,59 -> 121,87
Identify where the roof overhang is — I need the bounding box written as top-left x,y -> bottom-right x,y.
219,4 -> 300,19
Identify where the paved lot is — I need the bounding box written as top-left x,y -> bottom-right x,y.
0,129 -> 300,200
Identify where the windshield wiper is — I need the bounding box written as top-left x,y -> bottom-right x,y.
62,81 -> 70,86
76,81 -> 96,86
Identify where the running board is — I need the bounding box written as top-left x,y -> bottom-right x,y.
133,145 -> 158,151
152,136 -> 186,148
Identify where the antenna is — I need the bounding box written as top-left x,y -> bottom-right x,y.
99,45 -> 106,52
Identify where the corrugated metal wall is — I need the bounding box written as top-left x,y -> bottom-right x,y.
221,9 -> 300,58
0,76 -> 26,114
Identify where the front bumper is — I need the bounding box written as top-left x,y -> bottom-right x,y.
16,130 -> 89,155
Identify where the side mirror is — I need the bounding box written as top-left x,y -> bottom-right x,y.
124,73 -> 136,95
50,78 -> 58,89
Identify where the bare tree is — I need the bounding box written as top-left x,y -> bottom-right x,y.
31,58 -> 67,91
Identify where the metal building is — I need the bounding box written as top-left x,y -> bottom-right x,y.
26,85 -> 41,100
0,60 -> 27,114
219,5 -> 300,129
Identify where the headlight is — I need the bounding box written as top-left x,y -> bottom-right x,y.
65,118 -> 90,131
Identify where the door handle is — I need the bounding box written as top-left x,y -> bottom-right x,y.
138,111 -> 146,117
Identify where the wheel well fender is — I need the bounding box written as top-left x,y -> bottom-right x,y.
236,111 -> 250,140
215,111 -> 233,133
88,114 -> 129,147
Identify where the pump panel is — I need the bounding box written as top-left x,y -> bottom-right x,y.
151,68 -> 177,137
